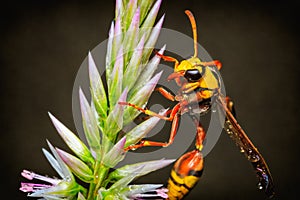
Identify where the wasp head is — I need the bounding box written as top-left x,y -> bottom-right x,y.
174,57 -> 201,72
169,57 -> 205,85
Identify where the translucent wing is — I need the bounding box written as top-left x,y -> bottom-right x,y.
217,96 -> 275,198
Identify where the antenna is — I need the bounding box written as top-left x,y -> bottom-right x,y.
185,10 -> 198,58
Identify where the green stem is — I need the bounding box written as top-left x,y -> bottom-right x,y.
94,165 -> 110,195
87,161 -> 100,200
87,161 -> 109,200
87,182 -> 96,200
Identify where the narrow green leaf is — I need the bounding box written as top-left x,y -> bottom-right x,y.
102,137 -> 126,168
56,148 -> 94,183
126,184 -> 163,197
122,7 -> 140,66
105,88 -> 128,140
140,0 -> 162,34
124,109 -> 167,147
79,88 -> 101,161
124,71 -> 162,124
29,193 -> 67,199
123,0 -> 137,31
106,21 -> 114,84
129,45 -> 165,97
90,98 -> 100,131
42,148 -> 64,179
142,14 -> 164,61
48,113 -> 94,165
115,0 -> 123,20
108,158 -> 175,181
100,128 -> 113,157
29,179 -> 79,199
108,47 -> 123,109
111,15 -> 122,70
88,52 -> 108,125
129,71 -> 162,103
46,140 -> 73,180
138,0 -> 155,24
123,34 -> 145,91
109,166 -> 144,191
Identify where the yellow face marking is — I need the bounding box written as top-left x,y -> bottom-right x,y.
175,60 -> 193,72
175,57 -> 201,72
199,68 -> 219,89
175,56 -> 219,93
187,57 -> 202,66
184,82 -> 200,93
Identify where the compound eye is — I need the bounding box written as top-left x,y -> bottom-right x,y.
184,69 -> 202,82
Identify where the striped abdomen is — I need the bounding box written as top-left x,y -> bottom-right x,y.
167,150 -> 204,200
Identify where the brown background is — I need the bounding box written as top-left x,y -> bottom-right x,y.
1,0 -> 299,199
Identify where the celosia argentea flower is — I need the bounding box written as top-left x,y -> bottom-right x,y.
20,0 -> 174,199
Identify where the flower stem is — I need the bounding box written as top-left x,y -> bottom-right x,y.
87,161 -> 110,199
87,161 -> 100,199
87,179 -> 96,199
95,165 -> 109,194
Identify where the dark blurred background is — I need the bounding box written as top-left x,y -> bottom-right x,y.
1,0 -> 299,199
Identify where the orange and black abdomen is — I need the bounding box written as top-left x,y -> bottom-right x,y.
167,150 -> 204,200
